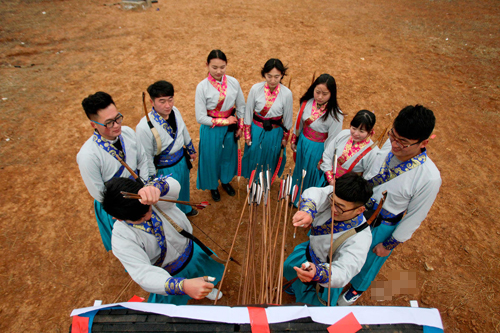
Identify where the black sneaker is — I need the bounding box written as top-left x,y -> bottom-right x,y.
211,189 -> 221,202
221,183 -> 236,196
185,208 -> 199,217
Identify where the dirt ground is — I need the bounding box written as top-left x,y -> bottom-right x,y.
0,0 -> 499,331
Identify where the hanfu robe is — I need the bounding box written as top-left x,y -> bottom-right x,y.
195,74 -> 245,190
241,82 -> 293,179
350,139 -> 441,292
284,185 -> 372,306
136,107 -> 196,214
112,177 -> 224,305
77,126 -> 153,251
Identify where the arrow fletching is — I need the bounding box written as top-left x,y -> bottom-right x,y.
291,184 -> 299,202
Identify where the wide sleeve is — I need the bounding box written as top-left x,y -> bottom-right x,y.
317,230 -> 372,288
195,82 -> 213,126
282,88 -> 294,131
135,118 -> 156,177
244,85 -> 256,126
389,176 -> 442,244
234,81 -> 246,123
135,130 -> 156,179
324,112 -> 344,149
290,104 -> 304,145
112,226 -> 175,295
77,149 -> 105,202
320,138 -> 338,173
299,185 -> 333,219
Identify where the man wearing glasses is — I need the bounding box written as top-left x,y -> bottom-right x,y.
283,173 -> 374,306
339,104 -> 441,306
77,91 -> 153,251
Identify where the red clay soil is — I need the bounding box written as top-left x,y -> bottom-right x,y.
0,0 -> 499,332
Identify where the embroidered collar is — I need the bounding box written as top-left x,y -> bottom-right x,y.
151,107 -> 176,139
93,130 -> 127,178
368,149 -> 427,187
303,99 -> 326,127
208,73 -> 228,112
260,83 -> 280,116
128,211 -> 167,267
311,213 -> 364,236
337,135 -> 371,166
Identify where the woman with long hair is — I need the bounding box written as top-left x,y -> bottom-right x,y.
290,74 -> 343,206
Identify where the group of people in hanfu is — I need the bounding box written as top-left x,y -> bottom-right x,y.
77,49 -> 441,306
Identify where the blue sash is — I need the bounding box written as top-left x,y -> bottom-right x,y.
92,130 -> 127,178
366,198 -> 406,226
156,148 -> 184,167
368,149 -> 427,187
311,214 -> 364,236
164,240 -> 193,275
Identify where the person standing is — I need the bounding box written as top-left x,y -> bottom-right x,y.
241,58 -> 293,179
136,80 -> 198,217
339,105 -> 441,306
195,49 -> 246,202
77,92 -> 153,251
290,74 -> 343,206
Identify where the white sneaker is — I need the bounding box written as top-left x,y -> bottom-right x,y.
337,287 -> 362,306
205,288 -> 223,301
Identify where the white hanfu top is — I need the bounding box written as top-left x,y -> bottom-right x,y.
363,139 -> 442,243
111,178 -> 192,295
244,82 -> 293,130
302,185 -> 372,288
293,99 -> 343,147
195,75 -> 246,126
136,107 -> 193,172
321,129 -> 379,175
77,126 -> 152,202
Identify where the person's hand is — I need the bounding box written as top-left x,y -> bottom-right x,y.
190,153 -> 197,161
291,143 -> 297,152
292,211 -> 313,228
281,139 -> 287,147
235,129 -> 242,138
182,277 -> 215,299
137,186 -> 161,205
226,116 -> 238,125
293,262 -> 316,283
372,243 -> 391,257
245,139 -> 252,146
329,179 -> 335,186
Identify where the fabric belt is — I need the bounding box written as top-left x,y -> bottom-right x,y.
155,148 -> 184,168
164,240 -> 193,276
303,126 -> 328,143
252,113 -> 286,132
207,107 -> 234,118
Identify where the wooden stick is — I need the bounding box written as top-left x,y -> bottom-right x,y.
327,155 -> 338,306
293,169 -> 307,238
121,192 -> 209,209
215,188 -> 251,304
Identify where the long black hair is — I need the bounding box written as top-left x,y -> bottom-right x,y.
299,74 -> 341,121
